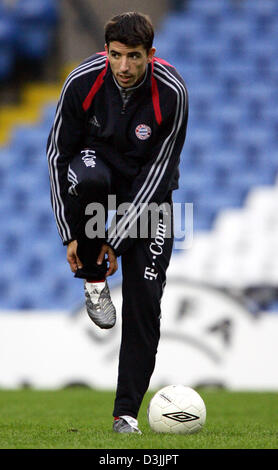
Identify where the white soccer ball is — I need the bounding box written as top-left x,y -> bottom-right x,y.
147,385 -> 206,434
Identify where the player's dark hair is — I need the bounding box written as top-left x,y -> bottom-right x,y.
105,12 -> 154,52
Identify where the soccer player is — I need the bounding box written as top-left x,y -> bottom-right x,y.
47,11 -> 188,434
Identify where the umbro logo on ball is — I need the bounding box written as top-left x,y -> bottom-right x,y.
162,411 -> 199,423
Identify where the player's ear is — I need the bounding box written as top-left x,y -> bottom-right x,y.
105,43 -> 109,54
147,47 -> 156,63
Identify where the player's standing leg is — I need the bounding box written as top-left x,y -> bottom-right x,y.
113,194 -> 174,433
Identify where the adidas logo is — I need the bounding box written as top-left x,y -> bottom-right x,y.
68,184 -> 78,196
90,115 -> 100,128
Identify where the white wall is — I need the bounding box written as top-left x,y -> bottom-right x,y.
1,278 -> 277,390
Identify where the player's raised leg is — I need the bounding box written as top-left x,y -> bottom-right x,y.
67,150 -> 116,329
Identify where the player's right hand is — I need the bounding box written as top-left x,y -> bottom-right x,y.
67,240 -> 83,273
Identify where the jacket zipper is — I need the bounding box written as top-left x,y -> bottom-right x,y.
121,102 -> 126,115
121,89 -> 129,115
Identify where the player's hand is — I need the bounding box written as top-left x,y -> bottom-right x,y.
97,243 -> 118,277
67,240 -> 83,273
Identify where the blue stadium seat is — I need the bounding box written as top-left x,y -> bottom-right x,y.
13,0 -> 58,25
265,301 -> 278,313
0,278 -> 12,304
0,233 -> 20,260
31,209 -> 58,238
41,103 -> 56,127
13,0 -> 58,60
197,188 -> 244,221
192,205 -> 215,232
161,12 -> 202,38
0,14 -> 16,79
11,126 -> 49,170
248,40 -> 277,59
204,147 -> 245,174
242,0 -> 278,16
228,167 -> 274,190
187,0 -> 229,15
179,166 -> 217,193
0,0 -> 59,77
237,124 -> 272,149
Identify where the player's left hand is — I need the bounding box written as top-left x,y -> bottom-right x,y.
97,243 -> 118,277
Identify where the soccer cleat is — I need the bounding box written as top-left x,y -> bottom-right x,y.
84,280 -> 116,329
113,416 -> 142,434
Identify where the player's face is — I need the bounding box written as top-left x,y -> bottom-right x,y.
105,41 -> 156,88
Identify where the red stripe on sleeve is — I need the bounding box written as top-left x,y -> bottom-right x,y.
82,59 -> 108,111
151,60 -> 162,125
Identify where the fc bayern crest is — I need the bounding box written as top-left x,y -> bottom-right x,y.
135,124 -> 152,140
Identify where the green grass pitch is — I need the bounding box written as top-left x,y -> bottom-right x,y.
0,388 -> 277,449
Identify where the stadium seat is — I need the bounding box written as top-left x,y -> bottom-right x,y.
0,0 -> 58,78
0,14 -> 16,79
11,126 -> 50,169
41,104 -> 56,127
13,0 -> 58,25
243,0 -> 278,14
187,0 -> 229,15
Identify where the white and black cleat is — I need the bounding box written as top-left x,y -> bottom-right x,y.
113,416 -> 142,434
84,280 -> 116,329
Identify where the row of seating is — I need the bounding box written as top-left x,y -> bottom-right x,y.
173,182 -> 278,311
185,0 -> 278,15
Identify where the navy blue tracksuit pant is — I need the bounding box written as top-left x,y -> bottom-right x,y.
68,150 -> 174,419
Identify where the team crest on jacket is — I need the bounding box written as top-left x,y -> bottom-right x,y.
135,124 -> 152,140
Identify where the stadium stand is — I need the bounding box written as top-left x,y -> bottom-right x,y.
0,0 -> 277,311
0,0 -> 58,80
